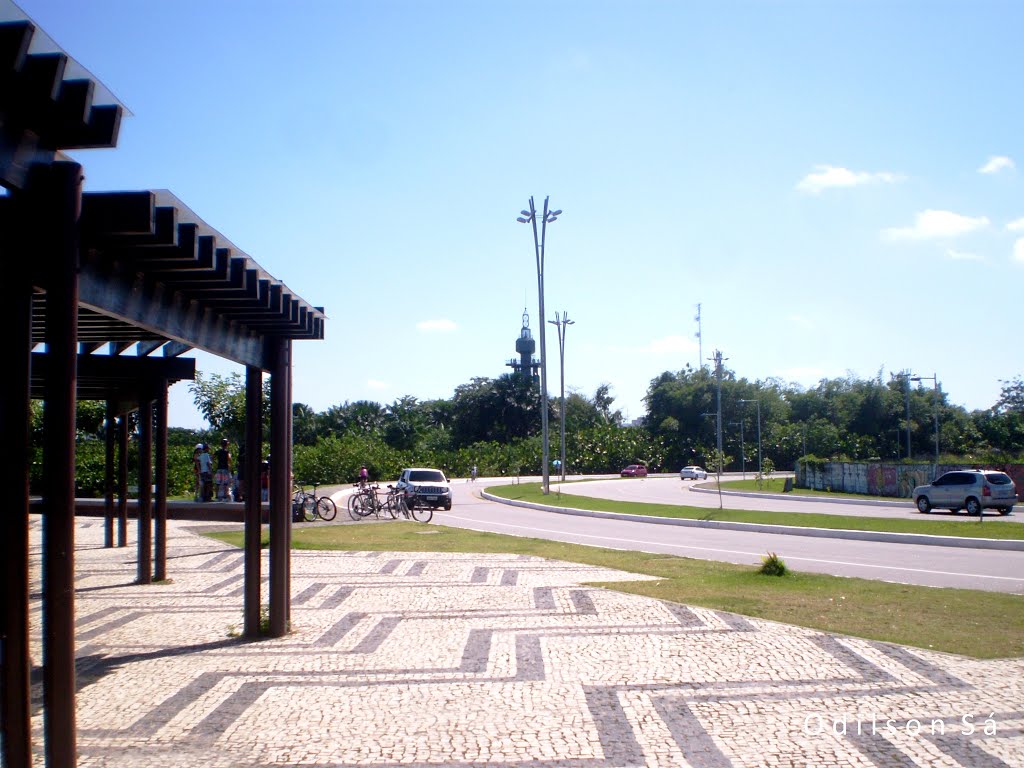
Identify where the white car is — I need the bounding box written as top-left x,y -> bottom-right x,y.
396,467 -> 452,511
679,466 -> 708,480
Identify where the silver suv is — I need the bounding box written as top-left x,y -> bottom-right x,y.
912,470 -> 1017,516
396,467 -> 452,511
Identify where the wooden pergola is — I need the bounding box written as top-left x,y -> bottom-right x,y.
0,15 -> 326,768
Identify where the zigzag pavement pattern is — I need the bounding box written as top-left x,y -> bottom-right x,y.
23,517 -> 1024,767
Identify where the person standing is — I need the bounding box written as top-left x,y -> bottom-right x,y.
192,443 -> 204,501
198,444 -> 213,502
214,438 -> 232,501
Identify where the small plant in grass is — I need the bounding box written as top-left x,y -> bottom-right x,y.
759,551 -> 788,577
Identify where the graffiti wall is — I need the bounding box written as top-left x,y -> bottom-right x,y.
797,462 -> 1024,498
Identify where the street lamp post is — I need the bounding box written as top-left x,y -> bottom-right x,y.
738,398 -> 762,479
518,196 -> 561,495
904,371 -> 913,460
911,373 -> 940,475
548,311 -> 574,483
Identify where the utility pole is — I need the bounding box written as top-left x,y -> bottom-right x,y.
710,350 -> 726,459
548,311 -> 574,483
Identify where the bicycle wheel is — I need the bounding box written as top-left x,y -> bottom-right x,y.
410,502 -> 433,523
317,496 -> 337,521
302,495 -> 317,522
347,492 -> 363,521
354,493 -> 375,518
385,494 -> 401,519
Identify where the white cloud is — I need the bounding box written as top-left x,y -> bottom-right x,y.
946,249 -> 984,262
416,319 -> 457,332
978,155 -> 1015,174
1014,238 -> 1024,264
796,165 -> 903,194
638,335 -> 699,356
882,209 -> 990,240
366,379 -> 390,390
1006,217 -> 1024,232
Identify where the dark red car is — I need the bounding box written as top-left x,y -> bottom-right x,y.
620,464 -> 648,477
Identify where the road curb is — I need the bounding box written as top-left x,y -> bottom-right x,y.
480,491 -> 1024,552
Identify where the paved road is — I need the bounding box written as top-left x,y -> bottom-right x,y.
431,479 -> 1024,594
557,475 -> 1024,523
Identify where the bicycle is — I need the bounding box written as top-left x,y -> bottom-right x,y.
294,482 -> 337,522
348,483 -> 398,520
348,483 -> 430,522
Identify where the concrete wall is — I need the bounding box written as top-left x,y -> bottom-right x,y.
795,462 -> 1024,498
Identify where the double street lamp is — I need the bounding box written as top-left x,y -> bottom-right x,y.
517,196 -> 561,495
910,373 -> 940,472
548,311 -> 574,483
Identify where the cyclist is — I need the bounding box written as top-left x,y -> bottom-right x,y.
470,465 -> 478,482
358,464 -> 369,488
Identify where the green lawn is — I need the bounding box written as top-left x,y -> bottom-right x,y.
207,522 -> 1024,659
490,483 -> 1024,540
715,477 -> 897,501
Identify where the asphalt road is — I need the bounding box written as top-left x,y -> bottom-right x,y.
557,475 -> 1024,523
429,477 -> 1024,594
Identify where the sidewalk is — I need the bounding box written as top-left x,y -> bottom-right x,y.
28,517 -> 1024,766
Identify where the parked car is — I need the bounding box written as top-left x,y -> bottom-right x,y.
912,470 -> 1017,515
396,467 -> 452,510
679,466 -> 708,480
620,464 -> 647,477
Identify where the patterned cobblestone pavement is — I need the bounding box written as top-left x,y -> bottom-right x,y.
26,517 -> 1024,766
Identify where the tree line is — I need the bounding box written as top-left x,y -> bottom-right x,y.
33,365 -> 1024,497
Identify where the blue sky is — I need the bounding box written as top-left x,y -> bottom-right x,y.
13,0 -> 1024,428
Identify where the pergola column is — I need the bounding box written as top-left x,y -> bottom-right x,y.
104,400 -> 116,548
0,180 -> 34,768
40,160 -> 84,768
137,397 -> 153,584
154,381 -> 169,581
268,338 -> 292,637
244,365 -> 263,637
117,414 -> 129,547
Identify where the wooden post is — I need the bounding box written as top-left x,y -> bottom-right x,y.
40,161 -> 83,768
1,183 -> 34,768
244,366 -> 263,637
268,338 -> 291,637
104,400 -> 115,548
154,382 -> 168,581
117,413 -> 128,547
137,397 -> 153,584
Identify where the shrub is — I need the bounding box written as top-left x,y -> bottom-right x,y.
759,551 -> 788,577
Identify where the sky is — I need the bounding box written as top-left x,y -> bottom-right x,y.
10,0 -> 1024,429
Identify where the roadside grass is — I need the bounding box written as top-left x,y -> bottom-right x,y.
491,483 -> 1024,540
714,477 -> 897,501
206,522 -> 1024,659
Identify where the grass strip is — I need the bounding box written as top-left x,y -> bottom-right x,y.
715,478 -> 896,500
207,522 -> 1024,659
488,483 -> 1024,540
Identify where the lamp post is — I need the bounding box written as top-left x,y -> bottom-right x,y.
739,398 -> 762,479
548,311 -> 574,483
911,373 -> 939,474
518,196 -> 561,495
904,371 -> 913,460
